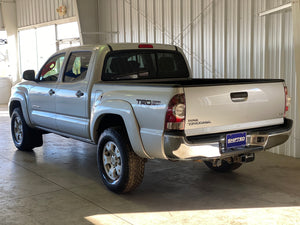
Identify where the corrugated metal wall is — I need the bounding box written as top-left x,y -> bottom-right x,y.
0,3 -> 4,30
16,0 -> 77,28
98,0 -> 297,157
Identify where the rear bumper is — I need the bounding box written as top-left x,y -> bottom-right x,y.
163,118 -> 293,160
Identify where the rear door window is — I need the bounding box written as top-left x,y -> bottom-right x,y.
63,51 -> 92,82
102,50 -> 189,81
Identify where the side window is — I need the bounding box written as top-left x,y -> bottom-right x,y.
63,51 -> 92,82
39,54 -> 65,82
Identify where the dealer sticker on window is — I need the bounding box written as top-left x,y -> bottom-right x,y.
226,132 -> 247,149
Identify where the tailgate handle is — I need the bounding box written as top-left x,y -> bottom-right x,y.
230,92 -> 248,102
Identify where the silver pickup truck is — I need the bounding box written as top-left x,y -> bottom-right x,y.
9,43 -> 293,193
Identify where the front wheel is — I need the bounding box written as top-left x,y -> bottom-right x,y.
203,159 -> 242,172
11,108 -> 43,151
97,127 -> 145,193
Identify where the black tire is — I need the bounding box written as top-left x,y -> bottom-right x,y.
11,108 -> 43,151
204,159 -> 242,172
97,127 -> 145,193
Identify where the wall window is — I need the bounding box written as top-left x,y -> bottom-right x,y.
36,25 -> 56,69
19,29 -> 38,74
19,21 -> 80,75
57,22 -> 80,50
57,22 -> 79,40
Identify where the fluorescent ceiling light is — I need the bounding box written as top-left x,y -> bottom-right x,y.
259,2 -> 292,17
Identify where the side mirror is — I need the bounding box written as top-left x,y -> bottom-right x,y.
23,70 -> 36,81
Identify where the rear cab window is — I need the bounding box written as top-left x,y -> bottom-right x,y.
102,50 -> 189,81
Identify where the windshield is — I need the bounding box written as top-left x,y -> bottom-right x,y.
102,50 -> 189,81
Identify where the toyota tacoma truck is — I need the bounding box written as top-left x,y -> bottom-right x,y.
9,43 -> 293,193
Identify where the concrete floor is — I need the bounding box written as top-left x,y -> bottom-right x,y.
0,104 -> 300,225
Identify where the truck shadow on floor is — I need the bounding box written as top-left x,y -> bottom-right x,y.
11,133 -> 300,215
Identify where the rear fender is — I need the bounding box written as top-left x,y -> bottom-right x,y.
91,99 -> 151,159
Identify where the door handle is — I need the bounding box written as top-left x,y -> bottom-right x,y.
48,89 -> 55,96
76,90 -> 84,98
230,92 -> 248,102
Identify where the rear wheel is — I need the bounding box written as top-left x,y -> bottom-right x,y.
97,127 -> 145,193
204,159 -> 242,172
11,108 -> 43,151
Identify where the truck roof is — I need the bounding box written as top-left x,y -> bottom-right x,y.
55,43 -> 178,54
108,43 -> 177,51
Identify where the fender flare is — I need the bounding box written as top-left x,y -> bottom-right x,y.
90,99 -> 151,159
9,92 -> 32,127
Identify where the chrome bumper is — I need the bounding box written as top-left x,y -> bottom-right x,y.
164,119 -> 293,160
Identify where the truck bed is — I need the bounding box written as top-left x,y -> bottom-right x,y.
98,78 -> 286,137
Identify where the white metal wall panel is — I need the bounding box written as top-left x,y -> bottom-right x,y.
131,0 -> 139,42
239,0 -> 252,79
227,0 -> 238,78
0,3 -> 4,30
253,1 -> 266,79
192,0 -> 204,78
16,0 -> 77,28
146,0 -> 153,43
157,0 -> 164,44
214,0 -> 225,78
138,0 -> 146,43
99,0 -> 297,157
164,0 -> 173,44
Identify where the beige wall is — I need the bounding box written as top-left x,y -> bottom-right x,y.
1,0 -> 18,84
75,0 -> 100,45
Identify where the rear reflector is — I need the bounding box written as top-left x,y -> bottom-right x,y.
138,44 -> 153,48
284,86 -> 290,117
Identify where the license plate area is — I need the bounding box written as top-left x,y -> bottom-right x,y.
226,132 -> 247,149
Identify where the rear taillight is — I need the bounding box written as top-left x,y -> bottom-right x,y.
165,94 -> 186,131
284,86 -> 290,117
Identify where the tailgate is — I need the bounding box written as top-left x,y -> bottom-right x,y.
184,82 -> 285,136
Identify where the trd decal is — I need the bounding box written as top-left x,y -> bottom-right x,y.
136,99 -> 161,105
